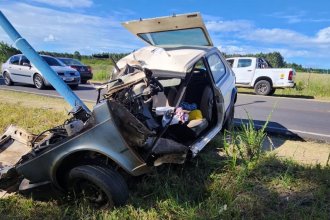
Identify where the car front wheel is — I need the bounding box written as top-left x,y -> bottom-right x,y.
68,165 -> 128,208
33,74 -> 46,90
3,72 -> 13,86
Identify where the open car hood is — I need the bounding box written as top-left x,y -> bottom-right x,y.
122,12 -> 213,47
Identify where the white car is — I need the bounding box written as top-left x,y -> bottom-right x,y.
1,54 -> 80,89
116,12 -> 237,151
226,57 -> 295,95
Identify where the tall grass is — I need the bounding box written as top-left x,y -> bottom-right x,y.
81,58 -> 113,81
238,72 -> 330,100
276,72 -> 330,99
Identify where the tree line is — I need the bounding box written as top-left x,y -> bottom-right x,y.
0,41 -> 328,73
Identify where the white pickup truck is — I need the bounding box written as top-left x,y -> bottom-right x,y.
226,57 -> 295,95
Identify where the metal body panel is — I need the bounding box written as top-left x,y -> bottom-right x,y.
16,101 -> 150,185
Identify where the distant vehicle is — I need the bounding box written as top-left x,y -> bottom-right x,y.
1,54 -> 80,89
226,57 -> 295,95
57,58 -> 93,84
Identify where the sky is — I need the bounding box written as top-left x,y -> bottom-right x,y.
0,0 -> 330,68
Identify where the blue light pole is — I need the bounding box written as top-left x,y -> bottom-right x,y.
0,11 -> 90,113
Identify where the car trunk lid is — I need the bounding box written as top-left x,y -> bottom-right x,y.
122,12 -> 213,46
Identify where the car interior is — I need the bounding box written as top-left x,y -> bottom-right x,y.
105,58 -> 218,163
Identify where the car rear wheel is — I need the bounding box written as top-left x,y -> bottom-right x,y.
254,80 -> 272,96
33,74 -> 45,90
70,84 -> 79,90
3,72 -> 13,86
68,165 -> 128,208
269,88 -> 276,96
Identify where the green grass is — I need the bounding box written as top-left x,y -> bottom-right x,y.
239,72 -> 330,100
81,58 -> 113,82
0,92 -> 329,219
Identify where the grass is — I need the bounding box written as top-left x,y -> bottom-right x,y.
238,72 -> 330,100
0,91 -> 329,219
81,58 -> 113,82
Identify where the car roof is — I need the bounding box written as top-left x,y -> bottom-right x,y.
117,45 -> 216,75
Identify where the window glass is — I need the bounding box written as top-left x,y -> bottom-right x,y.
20,56 -> 30,65
41,56 -> 64,66
237,59 -> 252,68
59,58 -> 82,66
10,55 -> 20,65
207,53 -> 226,81
226,59 -> 234,67
138,28 -> 211,46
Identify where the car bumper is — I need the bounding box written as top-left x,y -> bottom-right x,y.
79,72 -> 93,81
274,82 -> 295,88
44,77 -> 80,86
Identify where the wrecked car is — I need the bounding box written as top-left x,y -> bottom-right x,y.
0,12 -> 237,207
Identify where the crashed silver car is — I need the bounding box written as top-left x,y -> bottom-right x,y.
0,13 -> 237,207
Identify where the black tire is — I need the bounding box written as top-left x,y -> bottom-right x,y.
254,80 -> 272,96
223,104 -> 235,131
3,72 -> 13,86
81,80 -> 87,84
269,88 -> 276,96
70,84 -> 79,90
33,73 -> 46,90
68,165 -> 128,208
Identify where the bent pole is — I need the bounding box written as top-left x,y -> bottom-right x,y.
0,11 -> 90,113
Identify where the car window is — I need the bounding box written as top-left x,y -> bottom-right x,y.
9,55 -> 20,65
207,53 -> 226,82
226,59 -> 234,68
237,59 -> 252,68
59,58 -> 82,66
20,56 -> 30,65
42,56 -> 64,66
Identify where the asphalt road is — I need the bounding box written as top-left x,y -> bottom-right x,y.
1,77 -> 329,142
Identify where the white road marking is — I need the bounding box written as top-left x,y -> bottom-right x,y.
235,121 -> 330,139
238,93 -> 330,103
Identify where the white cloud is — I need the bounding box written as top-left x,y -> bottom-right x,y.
316,27 -> 330,43
206,20 -> 253,32
30,0 -> 93,8
43,34 -> 57,42
0,3 -> 143,54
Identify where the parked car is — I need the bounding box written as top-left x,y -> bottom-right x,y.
226,57 -> 295,95
57,57 -> 92,84
0,12 -> 237,207
1,54 -> 80,89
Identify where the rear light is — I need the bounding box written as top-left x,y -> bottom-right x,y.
70,65 -> 78,70
288,70 -> 293,81
87,66 -> 92,73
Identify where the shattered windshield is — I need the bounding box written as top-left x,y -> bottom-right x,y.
138,28 -> 211,46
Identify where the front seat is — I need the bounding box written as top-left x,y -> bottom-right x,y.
187,86 -> 213,136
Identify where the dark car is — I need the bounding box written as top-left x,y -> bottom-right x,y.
58,58 -> 93,84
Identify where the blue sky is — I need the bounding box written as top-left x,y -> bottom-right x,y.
0,0 -> 330,68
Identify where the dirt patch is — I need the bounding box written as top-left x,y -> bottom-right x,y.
264,136 -> 330,166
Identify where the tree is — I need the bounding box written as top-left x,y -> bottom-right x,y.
73,51 -> 81,60
0,41 -> 20,63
